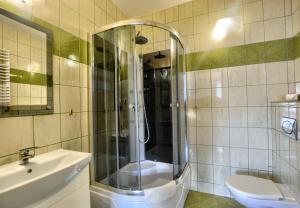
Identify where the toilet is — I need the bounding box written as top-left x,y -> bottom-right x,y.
225,175 -> 300,208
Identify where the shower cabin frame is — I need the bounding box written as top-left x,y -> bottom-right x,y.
90,19 -> 188,196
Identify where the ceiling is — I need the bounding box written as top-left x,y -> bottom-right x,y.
112,0 -> 192,17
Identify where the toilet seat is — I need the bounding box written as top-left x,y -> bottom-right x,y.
226,175 -> 283,200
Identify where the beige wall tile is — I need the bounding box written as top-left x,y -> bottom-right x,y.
60,3 -> 80,36
60,58 -> 80,86
0,154 -> 18,166
32,0 -> 60,27
264,17 -> 286,41
60,85 -> 81,113
244,0 -> 263,23
178,17 -> 194,36
95,6 -> 107,27
34,114 -> 60,147
62,138 -> 82,151
82,136 -> 89,152
179,1 -> 193,19
263,0 -> 285,20
0,117 -> 33,157
208,0 -> 225,12
80,0 -> 94,22
193,14 -> 209,34
192,0 -> 209,16
166,6 -> 179,23
61,113 -> 81,141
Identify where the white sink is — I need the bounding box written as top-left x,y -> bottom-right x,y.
0,149 -> 91,208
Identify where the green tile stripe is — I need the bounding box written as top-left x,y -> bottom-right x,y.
187,34 -> 300,71
0,2 -> 90,65
10,68 -> 52,86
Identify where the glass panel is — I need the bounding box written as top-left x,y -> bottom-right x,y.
171,35 -> 188,179
93,25 -> 141,191
170,35 -> 180,178
135,25 -> 174,189
177,42 -> 188,175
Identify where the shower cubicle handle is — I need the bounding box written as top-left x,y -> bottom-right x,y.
170,103 -> 180,108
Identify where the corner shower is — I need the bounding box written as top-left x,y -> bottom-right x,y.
90,19 -> 190,208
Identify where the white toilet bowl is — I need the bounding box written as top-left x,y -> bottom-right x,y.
225,175 -> 300,208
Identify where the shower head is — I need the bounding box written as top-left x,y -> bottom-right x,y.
154,51 -> 165,59
135,32 -> 148,45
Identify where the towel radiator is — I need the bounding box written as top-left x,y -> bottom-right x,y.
0,49 -> 10,106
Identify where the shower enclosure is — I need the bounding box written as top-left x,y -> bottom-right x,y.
90,19 -> 190,208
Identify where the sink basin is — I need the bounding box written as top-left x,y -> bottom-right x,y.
0,149 -> 91,208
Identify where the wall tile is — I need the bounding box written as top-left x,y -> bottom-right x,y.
195,70 -> 211,89
212,108 -> 229,126
60,3 -> 80,36
196,89 -> 211,107
197,145 -> 213,163
197,108 -> 212,126
247,85 -> 267,106
264,17 -> 286,41
248,107 -> 268,127
197,182 -> 214,194
248,128 -> 269,149
198,164 -> 214,182
62,138 -> 82,151
230,148 -> 249,168
193,14 -> 209,34
60,58 -> 80,86
244,0 -> 263,23
230,128 -> 248,148
228,87 -> 247,106
246,64 -> 266,85
266,62 -> 288,84
197,127 -> 213,145
249,149 -> 269,170
0,117 -> 33,157
211,68 -> 228,88
263,0 -> 285,20
189,144 -> 198,162
61,113 -> 81,141
208,0 -> 225,12
213,165 -> 230,185
179,2 -> 193,19
166,6 -> 179,23
244,21 -> 265,44
60,85 -> 81,113
228,66 -> 246,86
212,88 -> 228,107
213,127 -> 230,146
229,107 -> 248,127
192,0 -> 209,16
213,146 -> 230,166
34,114 -> 60,147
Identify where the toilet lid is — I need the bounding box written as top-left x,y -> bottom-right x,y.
225,175 -> 283,201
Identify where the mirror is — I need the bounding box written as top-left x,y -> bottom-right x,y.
0,8 -> 53,116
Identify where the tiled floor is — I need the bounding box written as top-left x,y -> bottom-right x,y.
184,191 -> 244,208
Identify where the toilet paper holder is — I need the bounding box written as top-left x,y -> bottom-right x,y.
281,117 -> 298,140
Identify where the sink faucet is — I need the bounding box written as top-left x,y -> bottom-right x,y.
19,147 -> 36,165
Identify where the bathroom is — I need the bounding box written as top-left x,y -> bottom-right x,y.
0,0 -> 300,207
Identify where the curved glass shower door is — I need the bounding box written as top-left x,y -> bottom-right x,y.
92,25 -> 142,191
92,20 -> 188,193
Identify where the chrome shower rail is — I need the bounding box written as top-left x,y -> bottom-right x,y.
94,19 -> 184,46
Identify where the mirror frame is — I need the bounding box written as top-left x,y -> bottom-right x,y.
0,8 -> 54,117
